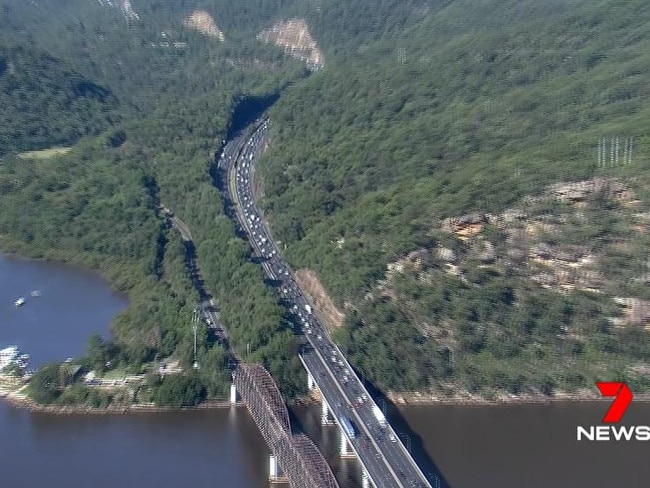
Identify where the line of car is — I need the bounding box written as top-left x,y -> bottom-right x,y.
226,120 -> 431,488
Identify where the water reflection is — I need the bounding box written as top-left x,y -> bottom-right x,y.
3,253 -> 649,488
0,253 -> 126,366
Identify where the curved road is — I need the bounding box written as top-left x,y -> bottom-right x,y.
220,119 -> 437,488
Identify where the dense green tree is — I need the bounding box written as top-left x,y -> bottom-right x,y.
154,374 -> 207,408
29,364 -> 62,404
3,0 -> 650,401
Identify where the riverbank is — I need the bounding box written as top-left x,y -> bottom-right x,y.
6,380 -> 650,415
1,373 -> 241,414
386,389 -> 650,406
1,391 -> 243,415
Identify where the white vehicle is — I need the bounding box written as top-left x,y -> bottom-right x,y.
305,304 -> 312,314
372,405 -> 388,428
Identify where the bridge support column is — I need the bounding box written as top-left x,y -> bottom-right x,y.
340,434 -> 355,458
230,383 -> 237,404
269,455 -> 278,478
321,400 -> 334,425
362,468 -> 371,488
268,455 -> 288,483
307,372 -> 315,391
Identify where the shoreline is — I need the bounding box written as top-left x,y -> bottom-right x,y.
1,389 -> 244,414
4,386 -> 650,414
0,247 -> 130,299
0,376 -> 242,415
385,390 -> 650,406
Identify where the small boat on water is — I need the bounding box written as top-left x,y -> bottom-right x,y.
0,345 -> 30,371
30,290 -> 42,297
14,297 -> 25,307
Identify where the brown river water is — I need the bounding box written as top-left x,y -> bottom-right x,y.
1,253 -> 648,488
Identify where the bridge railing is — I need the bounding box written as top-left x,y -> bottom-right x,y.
327,341 -> 433,488
233,364 -> 339,488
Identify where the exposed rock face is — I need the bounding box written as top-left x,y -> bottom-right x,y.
257,18 -> 324,70
441,213 -> 486,239
436,176 -> 648,296
437,247 -> 457,263
407,248 -> 431,267
183,11 -> 225,41
477,241 -> 496,262
97,0 -> 139,21
530,243 -> 553,260
613,297 -> 650,326
294,269 -> 345,332
546,177 -> 635,204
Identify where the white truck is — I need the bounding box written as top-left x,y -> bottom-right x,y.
305,304 -> 312,314
372,405 -> 387,428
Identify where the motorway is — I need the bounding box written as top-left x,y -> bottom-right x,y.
220,118 -> 434,488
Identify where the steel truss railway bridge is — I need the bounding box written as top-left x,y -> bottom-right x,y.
232,364 -> 340,488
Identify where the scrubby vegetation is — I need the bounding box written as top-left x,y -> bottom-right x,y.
3,0 -> 650,404
258,0 -> 650,396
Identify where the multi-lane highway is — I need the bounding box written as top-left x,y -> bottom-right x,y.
220,118 -> 435,488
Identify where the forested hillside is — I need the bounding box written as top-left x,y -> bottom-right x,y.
258,0 -> 650,396
0,0 -> 307,114
0,42 -> 117,155
0,0 -> 308,402
2,0 -> 650,403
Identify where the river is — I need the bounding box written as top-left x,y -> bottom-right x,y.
0,254 -> 125,367
1,253 -> 649,488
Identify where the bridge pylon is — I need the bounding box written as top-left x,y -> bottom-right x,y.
340,434 -> 356,459
269,455 -> 289,483
321,399 -> 335,425
230,383 -> 238,404
362,468 -> 372,488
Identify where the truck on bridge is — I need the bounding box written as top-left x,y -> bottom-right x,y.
339,416 -> 356,439
372,405 -> 388,428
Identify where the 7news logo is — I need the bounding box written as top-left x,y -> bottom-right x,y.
577,382 -> 650,441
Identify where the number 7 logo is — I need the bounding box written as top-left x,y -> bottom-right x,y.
597,382 -> 633,423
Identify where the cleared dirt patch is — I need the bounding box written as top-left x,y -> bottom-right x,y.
184,10 -> 225,41
18,147 -> 72,159
257,18 -> 323,70
294,269 -> 345,333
